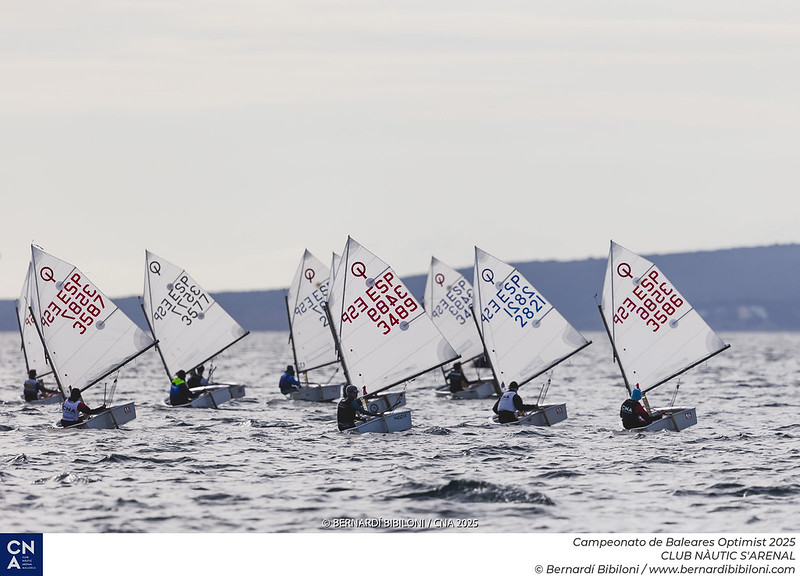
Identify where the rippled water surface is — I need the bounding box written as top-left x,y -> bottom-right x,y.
1,331 -> 798,533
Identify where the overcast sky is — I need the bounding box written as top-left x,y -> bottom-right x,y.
1,1 -> 798,300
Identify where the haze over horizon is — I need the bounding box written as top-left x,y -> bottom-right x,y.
2,1 -> 798,300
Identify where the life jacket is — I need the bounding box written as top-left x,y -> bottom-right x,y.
620,398 -> 645,429
279,372 -> 300,393
24,379 -> 40,400
446,370 -> 465,393
497,391 -> 518,413
170,377 -> 189,405
62,399 -> 81,422
337,397 -> 358,429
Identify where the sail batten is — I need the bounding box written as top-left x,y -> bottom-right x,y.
599,240 -> 729,395
327,237 -> 458,393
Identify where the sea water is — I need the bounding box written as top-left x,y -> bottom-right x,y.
0,331 -> 798,534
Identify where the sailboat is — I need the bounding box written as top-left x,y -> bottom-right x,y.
141,250 -> 248,408
28,245 -> 156,429
16,262 -> 60,405
598,241 -> 730,431
284,250 -> 345,402
474,247 -> 591,426
424,256 -> 499,399
325,237 -> 459,433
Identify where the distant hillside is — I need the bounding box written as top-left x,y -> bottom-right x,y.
3,244 -> 800,333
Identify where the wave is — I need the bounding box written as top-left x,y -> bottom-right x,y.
393,479 -> 555,505
674,482 -> 800,499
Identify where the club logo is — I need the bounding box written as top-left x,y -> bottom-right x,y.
2,533 -> 42,575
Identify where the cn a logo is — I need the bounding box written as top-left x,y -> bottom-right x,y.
2,533 -> 43,576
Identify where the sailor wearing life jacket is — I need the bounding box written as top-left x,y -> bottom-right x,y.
278,365 -> 303,395
337,385 -> 376,431
620,387 -> 662,429
187,365 -> 209,389
492,382 -> 539,423
61,388 -> 106,427
446,362 -> 469,393
23,369 -> 57,402
170,370 -> 196,406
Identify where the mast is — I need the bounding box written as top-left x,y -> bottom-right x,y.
598,303 -> 632,394
470,309 -> 502,394
285,294 -> 300,374
28,305 -> 66,400
140,298 -> 172,381
15,303 -> 31,374
323,301 -> 352,389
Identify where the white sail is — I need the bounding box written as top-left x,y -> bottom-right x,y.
473,247 -> 590,388
142,250 -> 249,379
423,256 -> 484,363
28,245 -> 155,398
286,250 -> 338,373
16,262 -> 52,377
328,252 -> 341,297
599,240 -> 729,394
327,237 -> 458,393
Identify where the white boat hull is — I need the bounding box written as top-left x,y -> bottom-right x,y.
632,407 -> 697,432
365,391 -> 406,414
492,403 -> 568,426
289,383 -> 342,402
517,403 -> 568,426
345,410 -> 413,434
165,384 -> 246,409
434,379 -> 498,400
21,393 -> 62,405
57,402 -> 137,430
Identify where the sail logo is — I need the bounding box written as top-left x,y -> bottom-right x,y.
1,533 -> 43,575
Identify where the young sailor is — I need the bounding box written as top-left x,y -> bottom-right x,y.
23,369 -> 57,402
187,365 -> 209,389
61,388 -> 106,427
170,370 -> 197,405
337,385 -> 377,431
620,387 -> 662,430
492,382 -> 539,423
279,365 -> 303,394
446,362 -> 469,393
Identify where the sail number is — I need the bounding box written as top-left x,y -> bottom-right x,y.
431,279 -> 472,325
614,269 -> 685,332
341,271 -> 419,335
481,273 -> 547,328
41,272 -> 105,335
294,283 -> 329,327
154,275 -> 211,326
